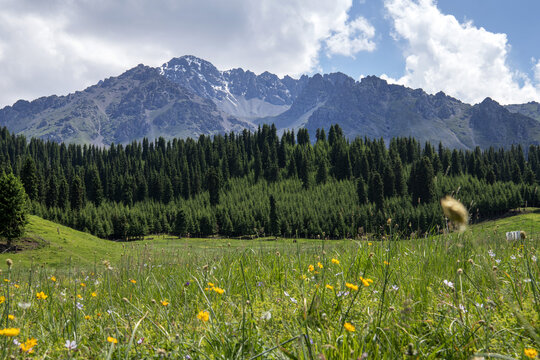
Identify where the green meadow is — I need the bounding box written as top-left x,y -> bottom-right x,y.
0,212 -> 539,359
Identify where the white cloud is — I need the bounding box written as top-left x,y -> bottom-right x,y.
0,0 -> 373,107
384,0 -> 540,104
326,16 -> 376,57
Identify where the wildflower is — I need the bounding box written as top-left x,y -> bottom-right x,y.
368,242 -> 372,246
80,283 -> 86,287
207,282 -> 215,287
36,291 -> 48,300
213,287 -> 225,295
533,255 -> 537,262
84,315 -> 91,320
6,259 -> 13,269
91,292 -> 97,297
197,311 -> 210,322
331,258 -> 340,265
511,255 -> 516,260
325,284 -> 334,290
76,302 -> 84,310
440,195 -> 468,231
457,268 -> 463,275
257,281 -> 263,287
345,283 -> 359,291
0,296 -> 4,304
317,262 -> 323,269
524,348 -> 538,358
495,259 -> 501,264
65,340 -> 77,351
387,218 -> 392,226
161,300 -> 169,306
488,250 -> 495,258
383,261 -> 390,265
308,265 -> 315,272
107,336 -> 118,344
102,260 -> 113,271
391,285 -> 399,291
337,291 -> 349,297
77,294 -> 83,299
8,315 -> 14,320
359,277 -> 373,287
290,297 -> 298,304
284,291 -> 290,297
13,284 -> 19,289
261,310 -> 272,321
0,328 -> 20,336
458,304 -> 467,313
4,279 -> 9,282
344,322 -> 356,332
18,302 -> 31,309
443,280 -> 454,289
184,281 -> 190,287
137,338 -> 144,345
20,338 -> 37,353
50,276 -> 56,282
130,279 -> 137,284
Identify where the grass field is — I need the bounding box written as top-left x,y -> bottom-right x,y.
0,211 -> 539,359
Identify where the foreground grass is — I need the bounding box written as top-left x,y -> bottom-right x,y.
0,213 -> 539,358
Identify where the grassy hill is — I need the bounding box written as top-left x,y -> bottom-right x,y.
1,209 -> 539,269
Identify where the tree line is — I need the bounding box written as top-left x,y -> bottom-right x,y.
0,124 -> 539,240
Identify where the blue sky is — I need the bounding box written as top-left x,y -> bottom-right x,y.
0,0 -> 539,106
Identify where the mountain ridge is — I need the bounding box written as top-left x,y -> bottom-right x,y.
1,55 -> 540,149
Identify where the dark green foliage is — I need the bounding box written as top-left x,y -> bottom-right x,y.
0,172 -> 28,247
269,195 -> 279,236
0,124 -> 537,239
21,157 -> 39,201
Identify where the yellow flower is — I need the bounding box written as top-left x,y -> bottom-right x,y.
4,279 -> 9,282
84,315 -> 91,320
331,258 -> 340,265
213,287 -> 225,295
197,310 -> 210,322
20,338 -> 37,353
325,284 -> 334,290
308,265 -> 315,272
345,283 -> 359,291
204,287 -> 211,291
13,284 -> 19,289
130,279 -> 137,284
207,282 -> 215,287
344,322 -> 356,332
0,328 -> 20,337
525,348 -> 538,359
161,300 -> 169,306
36,291 -> 48,300
96,313 -> 102,317
80,283 -> 86,287
8,315 -> 14,320
50,276 -> 56,282
107,336 -> 118,344
0,296 -> 5,304
317,262 -> 323,269
383,261 -> 390,265
368,242 -> 372,246
360,276 -> 373,287
91,292 -> 97,297
77,294 -> 82,299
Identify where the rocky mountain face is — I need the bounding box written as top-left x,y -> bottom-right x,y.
160,56 -> 309,120
1,55 -> 540,148
0,64 -> 253,145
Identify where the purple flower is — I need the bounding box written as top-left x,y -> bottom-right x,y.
184,281 -> 190,287
257,282 -> 264,287
137,337 -> 144,345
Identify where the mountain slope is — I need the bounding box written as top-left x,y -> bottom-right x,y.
0,64 -> 253,145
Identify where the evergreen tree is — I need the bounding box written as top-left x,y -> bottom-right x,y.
70,175 -> 85,211
207,167 -> 221,206
368,172 -> 384,210
269,195 -> 279,236
20,157 -> 39,201
45,174 -> 59,208
357,178 -> 367,205
0,172 -> 28,247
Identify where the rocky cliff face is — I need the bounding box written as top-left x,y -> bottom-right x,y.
2,55 -> 540,149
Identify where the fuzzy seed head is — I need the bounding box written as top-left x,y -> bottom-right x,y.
440,196 -> 468,231
6,259 -> 13,269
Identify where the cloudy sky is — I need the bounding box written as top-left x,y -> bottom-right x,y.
1,0 -> 539,107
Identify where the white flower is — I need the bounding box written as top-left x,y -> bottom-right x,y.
458,304 -> 467,313
488,250 -> 495,258
524,278 -> 532,283
337,291 -> 349,297
391,285 -> 399,291
290,297 -> 297,304
65,340 -> 77,350
283,291 -> 290,298
532,255 -> 537,262
17,302 -> 31,309
137,338 -> 144,345
372,290 -> 379,294
76,302 -> 84,310
335,272 -> 343,276
94,280 -> 100,285
261,310 -> 272,321
107,309 -> 113,315
13,339 -> 21,346
475,303 -> 484,308
495,259 -> 501,264
510,255 -> 516,260
443,280 -> 454,289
